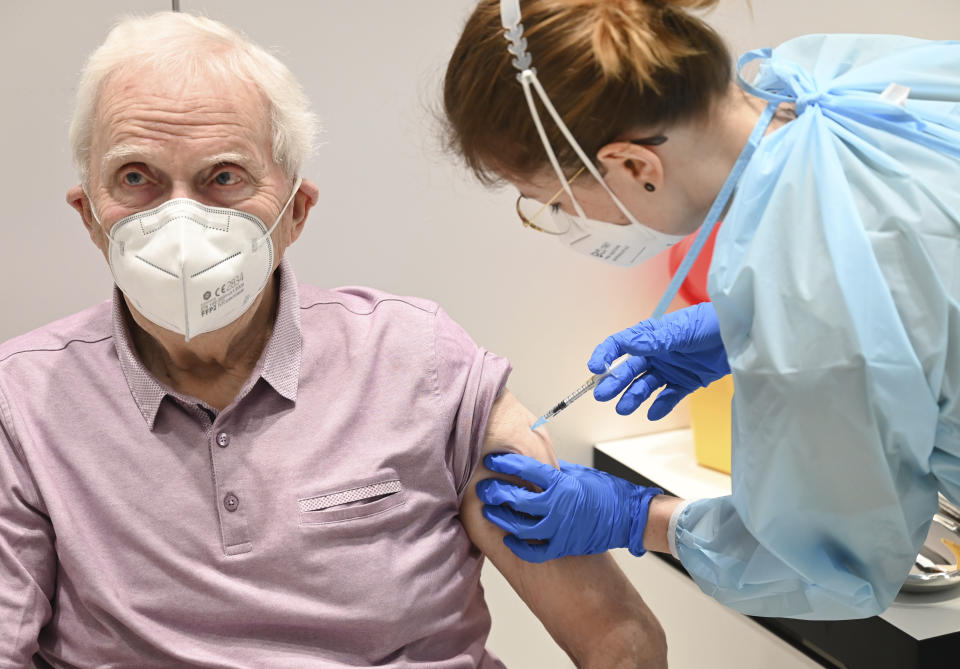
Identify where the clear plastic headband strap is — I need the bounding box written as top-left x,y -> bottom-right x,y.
500,0 -> 533,72
500,0 -> 521,29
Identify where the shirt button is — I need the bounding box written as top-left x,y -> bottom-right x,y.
223,493 -> 240,512
216,432 -> 230,448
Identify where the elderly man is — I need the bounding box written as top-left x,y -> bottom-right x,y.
0,12 -> 665,669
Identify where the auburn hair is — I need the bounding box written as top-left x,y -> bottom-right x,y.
443,0 -> 730,184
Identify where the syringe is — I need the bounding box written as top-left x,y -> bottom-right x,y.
530,357 -> 627,431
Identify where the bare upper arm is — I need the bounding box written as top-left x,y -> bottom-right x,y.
460,389 -> 666,669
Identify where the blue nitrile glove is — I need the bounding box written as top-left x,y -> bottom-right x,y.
476,453 -> 663,563
589,302 -> 731,419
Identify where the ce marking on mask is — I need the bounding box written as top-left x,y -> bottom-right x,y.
590,242 -> 629,263
200,273 -> 245,318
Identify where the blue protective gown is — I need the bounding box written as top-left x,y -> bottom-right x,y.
675,34 -> 960,619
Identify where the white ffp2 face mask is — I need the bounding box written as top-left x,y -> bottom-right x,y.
552,209 -> 687,267
90,177 -> 301,341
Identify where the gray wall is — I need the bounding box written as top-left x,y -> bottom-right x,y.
2,1 -> 958,666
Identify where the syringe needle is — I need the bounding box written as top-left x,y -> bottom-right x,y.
529,358 -> 626,431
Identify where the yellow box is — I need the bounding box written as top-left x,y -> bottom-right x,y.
688,375 -> 734,475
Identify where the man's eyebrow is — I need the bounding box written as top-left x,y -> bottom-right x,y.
99,146 -> 263,177
198,151 -> 269,180
100,144 -> 154,169
199,151 -> 259,171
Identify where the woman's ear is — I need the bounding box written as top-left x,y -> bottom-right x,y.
596,141 -> 663,193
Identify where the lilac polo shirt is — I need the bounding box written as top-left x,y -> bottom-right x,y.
0,259 -> 511,668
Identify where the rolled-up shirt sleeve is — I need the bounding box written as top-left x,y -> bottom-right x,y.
432,308 -> 511,502
0,387 -> 56,666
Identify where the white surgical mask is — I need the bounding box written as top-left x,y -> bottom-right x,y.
88,177 -> 301,341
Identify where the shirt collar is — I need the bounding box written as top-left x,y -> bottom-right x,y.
259,259 -> 302,403
112,258 -> 303,429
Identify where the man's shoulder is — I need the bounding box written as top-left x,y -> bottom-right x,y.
298,283 -> 442,321
0,301 -> 113,368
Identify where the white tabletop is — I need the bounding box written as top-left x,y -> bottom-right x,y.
595,428 -> 960,641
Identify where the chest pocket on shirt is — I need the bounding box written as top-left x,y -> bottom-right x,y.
298,474 -> 406,525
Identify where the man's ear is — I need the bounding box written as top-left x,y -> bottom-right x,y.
66,184 -> 107,253
596,141 -> 664,192
288,178 -> 319,245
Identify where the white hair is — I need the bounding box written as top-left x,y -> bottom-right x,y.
69,12 -> 319,186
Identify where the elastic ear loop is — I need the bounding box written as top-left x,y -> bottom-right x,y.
83,189 -> 127,256
253,175 -> 303,252
517,73 -> 588,220
502,0 -> 651,230
519,70 -> 649,228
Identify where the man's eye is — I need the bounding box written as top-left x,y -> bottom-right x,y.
213,170 -> 241,186
123,171 -> 146,186
550,202 -> 562,213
